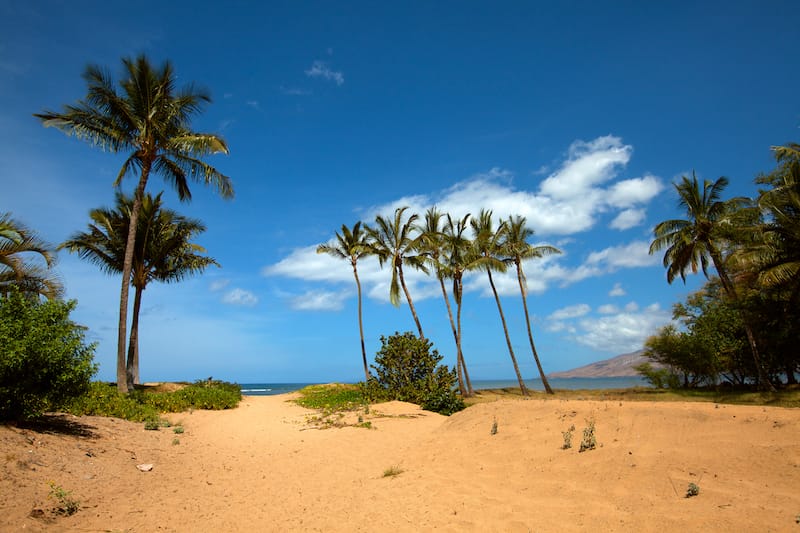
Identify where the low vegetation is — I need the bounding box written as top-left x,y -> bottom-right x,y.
64,380 -> 241,422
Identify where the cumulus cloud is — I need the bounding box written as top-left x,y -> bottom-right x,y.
222,288 -> 259,307
305,60 -> 344,86
289,290 -> 349,311
574,303 -> 670,353
585,240 -> 659,269
609,282 -> 625,297
609,208 -> 646,230
548,303 -> 591,320
264,136 -> 666,310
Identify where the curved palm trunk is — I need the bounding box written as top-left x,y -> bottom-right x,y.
711,250 -> 776,392
455,284 -> 474,396
117,170 -> 150,393
397,264 -> 424,339
487,270 -> 529,396
352,262 -> 370,382
515,263 -> 554,394
127,285 -> 143,388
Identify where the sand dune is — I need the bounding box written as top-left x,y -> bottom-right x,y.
1,393 -> 798,531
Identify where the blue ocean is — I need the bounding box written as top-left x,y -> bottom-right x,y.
239,376 -> 648,396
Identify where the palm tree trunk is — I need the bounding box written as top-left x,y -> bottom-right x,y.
397,264 -> 424,338
487,270 -> 529,396
711,251 -> 776,392
516,265 -> 554,394
127,285 -> 143,389
438,276 -> 468,396
455,278 -> 474,396
352,263 -> 370,382
117,170 -> 150,393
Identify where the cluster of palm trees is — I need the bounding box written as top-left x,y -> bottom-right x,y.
318,206 -> 561,397
649,143 -> 800,390
34,55 -> 233,392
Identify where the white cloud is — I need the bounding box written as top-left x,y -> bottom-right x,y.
209,279 -> 230,292
585,240 -> 659,269
609,282 -> 625,297
574,303 -> 670,353
289,290 -> 349,311
597,304 -> 618,314
606,175 -> 663,207
609,208 -> 646,230
222,288 -> 259,307
548,303 -> 591,320
245,100 -> 261,110
539,136 -> 632,199
305,60 -> 344,86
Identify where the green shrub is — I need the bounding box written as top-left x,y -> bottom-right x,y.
634,362 -> 681,389
368,332 -> 465,415
65,379 -> 241,421
0,290 -> 97,420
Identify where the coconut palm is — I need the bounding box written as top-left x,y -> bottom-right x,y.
366,206 -> 428,338
316,222 -> 373,382
36,55 -> 232,392
441,212 -> 478,396
0,213 -> 62,300
61,192 -> 218,388
471,210 -> 529,396
503,215 -> 561,395
649,172 -> 774,391
419,207 -> 472,396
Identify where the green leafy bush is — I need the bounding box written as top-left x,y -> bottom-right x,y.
634,362 -> 681,389
368,331 -> 465,415
0,290 -> 97,420
65,380 -> 241,421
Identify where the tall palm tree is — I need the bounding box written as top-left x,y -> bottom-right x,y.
36,55 -> 232,392
441,212 -> 477,396
419,207 -> 471,395
316,222 -> 373,382
0,213 -> 62,300
366,206 -> 428,338
649,172 -> 774,391
471,210 -> 530,396
503,215 -> 561,395
61,192 -> 218,388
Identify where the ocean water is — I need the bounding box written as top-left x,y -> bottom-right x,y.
238,376 -> 648,396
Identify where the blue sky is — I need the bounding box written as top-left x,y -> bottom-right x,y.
2,1 -> 798,383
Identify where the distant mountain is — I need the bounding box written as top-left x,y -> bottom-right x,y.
549,350 -> 650,378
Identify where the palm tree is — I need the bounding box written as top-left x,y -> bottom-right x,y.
316,222 -> 373,382
649,172 -> 774,391
36,55 -> 232,392
503,215 -> 561,395
0,213 -> 62,300
366,206 -> 428,338
61,192 -> 218,388
471,210 -> 530,396
419,207 -> 471,396
441,212 -> 478,397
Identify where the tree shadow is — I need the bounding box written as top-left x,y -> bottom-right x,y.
13,414 -> 98,438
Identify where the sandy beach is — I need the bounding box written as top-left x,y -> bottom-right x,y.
1,393 -> 799,532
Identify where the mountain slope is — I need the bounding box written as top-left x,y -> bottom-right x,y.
549,350 -> 649,378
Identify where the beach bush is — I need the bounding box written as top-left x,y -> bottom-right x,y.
0,290 -> 97,420
65,379 -> 241,421
368,332 -> 465,415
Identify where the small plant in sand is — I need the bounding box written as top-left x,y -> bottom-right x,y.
383,466 -> 404,478
490,417 -> 498,435
579,420 -> 596,452
173,425 -> 184,434
143,417 -> 160,431
562,424 -> 575,449
48,482 -> 79,516
172,437 -> 180,445
685,482 -> 700,498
